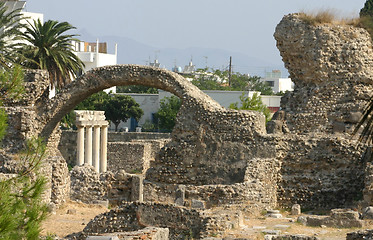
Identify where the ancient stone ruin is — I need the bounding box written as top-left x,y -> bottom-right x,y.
2,12 -> 373,239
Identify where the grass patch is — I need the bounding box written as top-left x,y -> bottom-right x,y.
298,9 -> 359,26
298,9 -> 373,40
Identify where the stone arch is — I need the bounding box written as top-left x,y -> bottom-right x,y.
38,64 -> 266,185
39,64 -> 225,140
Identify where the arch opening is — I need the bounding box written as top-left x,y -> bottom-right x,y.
40,64 -> 224,141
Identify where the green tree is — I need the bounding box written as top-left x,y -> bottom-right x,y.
243,75 -> 274,95
0,67 -> 48,239
361,0 -> 373,17
67,92 -> 144,132
359,0 -> 373,39
116,85 -> 158,94
191,69 -> 228,90
229,92 -> 272,122
103,94 -> 143,132
154,96 -> 181,132
0,2 -> 25,68
191,68 -> 274,94
61,91 -> 111,129
21,19 -> 84,89
0,65 -> 24,140
0,138 -> 48,240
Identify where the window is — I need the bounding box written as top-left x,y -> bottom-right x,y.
266,81 -> 274,87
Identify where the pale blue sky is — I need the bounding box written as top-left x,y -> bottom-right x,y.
25,0 -> 367,71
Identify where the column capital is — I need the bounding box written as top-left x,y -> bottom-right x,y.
76,120 -> 109,127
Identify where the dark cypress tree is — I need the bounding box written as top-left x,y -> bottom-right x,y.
360,0 -> 373,17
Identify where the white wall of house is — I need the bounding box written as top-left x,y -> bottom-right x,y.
74,40 -> 118,94
260,77 -> 293,93
21,11 -> 43,24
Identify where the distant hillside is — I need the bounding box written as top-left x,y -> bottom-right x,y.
77,30 -> 288,77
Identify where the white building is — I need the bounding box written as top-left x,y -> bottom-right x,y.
183,60 -> 196,74
113,90 -> 282,131
260,70 -> 294,93
72,40 -> 118,94
3,0 -> 43,43
4,0 -> 43,24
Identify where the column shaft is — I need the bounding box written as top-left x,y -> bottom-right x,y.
85,126 -> 93,166
93,125 -> 100,172
77,125 -> 85,166
100,125 -> 108,172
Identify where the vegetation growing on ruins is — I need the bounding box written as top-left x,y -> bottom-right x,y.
229,92 -> 272,122
298,1 -> 373,40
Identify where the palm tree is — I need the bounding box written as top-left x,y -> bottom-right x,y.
0,2 -> 24,68
21,19 -> 84,89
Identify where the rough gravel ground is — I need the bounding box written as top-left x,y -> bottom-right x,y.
41,201 -> 373,239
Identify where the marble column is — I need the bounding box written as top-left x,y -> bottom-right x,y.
77,125 -> 85,166
85,125 -> 93,166
100,125 -> 108,172
93,125 -> 100,172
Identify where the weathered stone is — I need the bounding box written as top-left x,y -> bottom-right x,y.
347,229 -> 373,240
291,204 -> 301,215
362,206 -> 373,219
86,236 -> 120,240
298,209 -> 363,228
267,213 -> 283,218
271,235 -> 319,240
266,120 -> 283,134
262,229 -> 281,235
131,174 -> 143,202
175,185 -> 185,206
67,209 -> 77,215
79,202 -> 241,240
191,199 -> 205,209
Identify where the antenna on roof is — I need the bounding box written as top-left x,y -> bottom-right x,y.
203,56 -> 208,68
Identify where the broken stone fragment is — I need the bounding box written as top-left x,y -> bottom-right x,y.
291,204 -> 301,215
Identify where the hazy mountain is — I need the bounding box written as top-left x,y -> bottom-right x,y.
77,30 -> 288,77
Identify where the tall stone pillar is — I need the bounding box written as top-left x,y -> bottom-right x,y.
77,125 -> 85,166
85,126 -> 93,166
100,125 -> 108,173
93,125 -> 100,172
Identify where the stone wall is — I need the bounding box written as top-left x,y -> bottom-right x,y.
276,135 -> 366,209
97,227 -> 169,240
58,130 -> 170,167
70,165 -> 110,203
347,229 -> 373,240
79,202 -> 242,239
269,13 -> 373,209
70,165 -> 143,205
108,132 -> 171,142
273,13 -> 373,135
107,142 -> 151,174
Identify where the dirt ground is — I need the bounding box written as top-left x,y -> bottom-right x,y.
41,200 -> 109,238
41,201 -> 373,239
